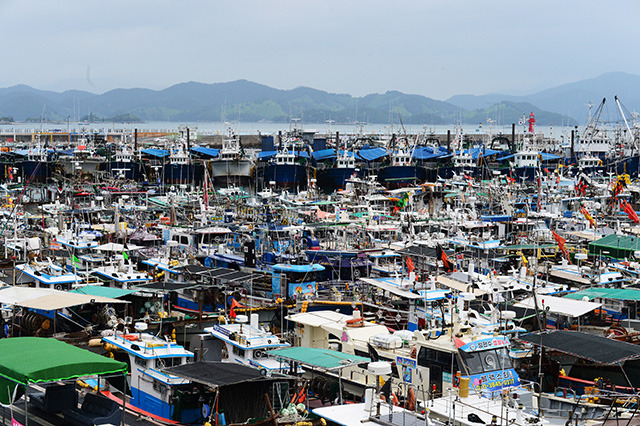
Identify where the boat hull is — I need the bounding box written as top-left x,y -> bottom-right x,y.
262,163 -> 308,189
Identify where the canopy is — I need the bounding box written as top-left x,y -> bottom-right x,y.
70,285 -> 137,299
191,146 -> 220,158
565,287 -> 640,302
357,147 -> 388,161
0,337 -> 127,404
514,294 -> 601,318
0,287 -> 127,309
517,330 -> 640,364
94,242 -> 143,252
165,362 -> 287,388
268,347 -> 370,370
141,148 -> 169,158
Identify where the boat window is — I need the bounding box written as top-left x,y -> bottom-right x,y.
180,236 -> 189,245
156,357 -> 182,369
459,347 -> 512,375
134,357 -> 147,367
232,346 -> 245,358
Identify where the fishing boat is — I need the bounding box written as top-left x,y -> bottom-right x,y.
101,324 -> 211,424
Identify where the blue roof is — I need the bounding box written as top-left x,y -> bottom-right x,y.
541,152 -> 562,161
413,146 -> 447,160
312,149 -> 356,161
141,148 -> 169,158
357,147 -> 388,161
454,147 -> 503,159
312,149 -> 336,161
191,146 -> 220,158
258,150 -> 310,161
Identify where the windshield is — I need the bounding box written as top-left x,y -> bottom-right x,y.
459,347 -> 512,375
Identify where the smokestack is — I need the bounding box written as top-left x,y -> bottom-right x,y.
186,127 -> 190,151
336,131 -> 339,148
134,128 -> 138,152
511,123 -> 516,153
447,130 -> 451,154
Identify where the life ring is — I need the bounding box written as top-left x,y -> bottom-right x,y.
391,392 -> 399,406
406,387 -> 416,411
346,318 -> 364,327
123,334 -> 139,341
353,269 -> 361,279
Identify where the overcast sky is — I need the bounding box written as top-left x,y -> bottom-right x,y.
1,0 -> 638,100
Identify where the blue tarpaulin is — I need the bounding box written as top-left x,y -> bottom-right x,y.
312,149 -> 356,161
191,146 -> 220,158
413,146 -> 447,160
258,150 -> 310,161
357,147 -> 388,161
141,148 -> 169,158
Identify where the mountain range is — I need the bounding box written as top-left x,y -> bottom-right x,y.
1,72 -> 639,126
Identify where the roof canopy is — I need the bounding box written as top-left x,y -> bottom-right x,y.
514,294 -> 601,317
164,361 -> 287,388
268,347 -> 370,370
565,287 -> 640,302
517,330 -> 640,364
0,337 -> 127,404
357,147 -> 388,161
70,285 -> 137,299
191,146 -> 220,158
0,287 -> 128,310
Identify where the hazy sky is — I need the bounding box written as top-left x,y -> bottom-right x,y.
1,0 -> 638,100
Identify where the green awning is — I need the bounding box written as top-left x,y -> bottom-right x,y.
588,234 -> 640,259
565,287 -> 640,302
268,347 -> 370,370
0,337 -> 127,404
70,285 -> 137,299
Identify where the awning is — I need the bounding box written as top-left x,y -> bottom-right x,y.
517,330 -> 640,364
437,276 -> 488,296
0,337 -> 127,404
514,294 -> 601,317
0,287 -> 127,309
357,147 -> 388,161
141,148 -> 169,158
70,285 -> 137,299
565,287 -> 640,302
191,146 -> 220,158
164,361 -> 287,389
268,347 -> 370,370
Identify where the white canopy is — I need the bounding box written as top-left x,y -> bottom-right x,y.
94,242 -> 143,252
514,294 -> 601,318
0,286 -> 127,310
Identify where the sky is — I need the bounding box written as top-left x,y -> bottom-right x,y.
1,0 -> 639,100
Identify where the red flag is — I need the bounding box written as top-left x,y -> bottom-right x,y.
580,206 -> 596,227
406,257 -> 415,273
622,200 -> 640,224
229,297 -> 243,319
552,230 -> 571,263
436,244 -> 453,273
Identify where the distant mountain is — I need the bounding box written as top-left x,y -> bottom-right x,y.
447,72 -> 640,124
0,79 -> 576,125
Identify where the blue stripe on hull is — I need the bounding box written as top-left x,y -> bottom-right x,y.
130,386 -> 201,424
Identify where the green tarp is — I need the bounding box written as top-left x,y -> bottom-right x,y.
267,347 -> 370,370
565,287 -> 640,302
588,234 -> 640,259
0,337 -> 127,404
70,285 -> 136,299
